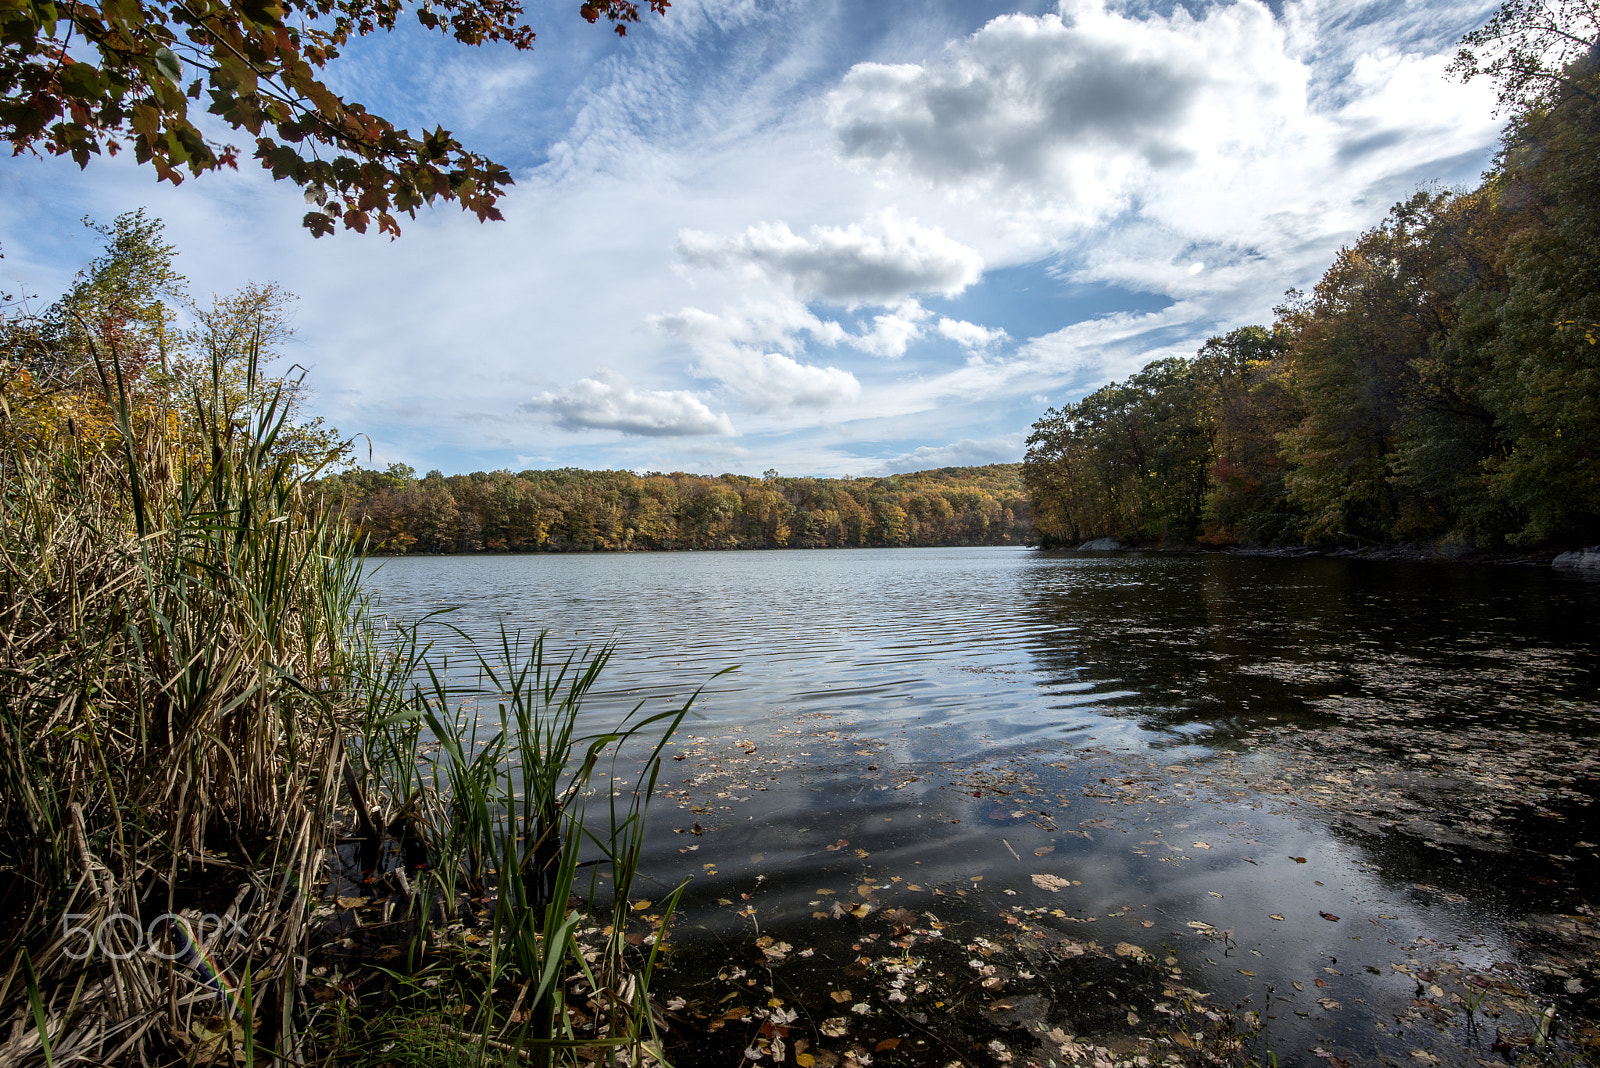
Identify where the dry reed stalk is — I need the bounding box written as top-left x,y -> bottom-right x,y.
1,341 -> 362,1067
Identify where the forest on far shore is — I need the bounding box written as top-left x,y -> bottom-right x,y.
313,464 -> 1032,553
1024,47 -> 1600,553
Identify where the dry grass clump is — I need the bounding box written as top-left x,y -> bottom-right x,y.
0,344 -> 363,1065
1,210 -> 694,1067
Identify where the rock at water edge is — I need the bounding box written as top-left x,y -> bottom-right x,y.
1553,547 -> 1600,570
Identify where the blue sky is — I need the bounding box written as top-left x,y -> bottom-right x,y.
0,0 -> 1505,477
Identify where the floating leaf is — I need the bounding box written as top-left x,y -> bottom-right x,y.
1320,911 -> 1341,922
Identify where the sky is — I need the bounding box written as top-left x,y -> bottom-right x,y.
0,0 -> 1507,478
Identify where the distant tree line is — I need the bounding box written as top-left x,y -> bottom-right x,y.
314,464 -> 1031,553
1025,42 -> 1600,552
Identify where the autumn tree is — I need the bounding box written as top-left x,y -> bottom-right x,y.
2,0 -> 668,236
1,211 -> 337,462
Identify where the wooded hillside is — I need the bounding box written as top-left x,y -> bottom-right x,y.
1025,49 -> 1600,552
314,464 -> 1031,553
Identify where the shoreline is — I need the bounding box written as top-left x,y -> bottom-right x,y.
1054,541 -> 1583,569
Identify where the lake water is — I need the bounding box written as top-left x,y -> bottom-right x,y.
362,547 -> 1600,1068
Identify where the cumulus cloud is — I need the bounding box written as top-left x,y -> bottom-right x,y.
871,435 -> 1027,474
849,300 -> 931,359
827,1 -> 1303,217
523,372 -> 736,437
650,302 -> 860,410
937,317 -> 1009,350
676,210 -> 983,306
696,349 -> 862,411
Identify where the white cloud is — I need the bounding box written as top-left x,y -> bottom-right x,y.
937,317 -> 1009,350
849,300 -> 931,359
676,210 -> 983,306
828,1 -> 1308,214
694,349 -> 861,411
523,372 -> 736,437
871,434 -> 1027,474
649,300 -> 859,409
650,300 -> 845,354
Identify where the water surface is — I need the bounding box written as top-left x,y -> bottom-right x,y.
363,548 -> 1600,1067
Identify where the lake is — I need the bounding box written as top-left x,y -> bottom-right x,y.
361,547 -> 1600,1068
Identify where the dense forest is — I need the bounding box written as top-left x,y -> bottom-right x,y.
1024,43 -> 1600,552
313,463 -> 1032,553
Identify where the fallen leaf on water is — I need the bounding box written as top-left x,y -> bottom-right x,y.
336,896 -> 369,909
1034,846 -> 1055,857
1269,913 -> 1286,921
1293,982 -> 1304,992
796,1056 -> 815,1068
1408,1052 -> 1440,1064
826,840 -> 849,852
630,900 -> 652,911
1032,874 -> 1072,893
1317,998 -> 1341,1011
1320,912 -> 1341,922
1193,841 -> 1212,850
849,903 -> 872,919
819,1018 -> 849,1038
830,991 -> 853,1003
875,1040 -> 899,1052
1238,969 -> 1256,976
1292,857 -> 1308,864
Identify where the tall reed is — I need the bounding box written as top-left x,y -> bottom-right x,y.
359,629 -> 713,1066
0,334 -> 358,1065
1,329 -> 699,1067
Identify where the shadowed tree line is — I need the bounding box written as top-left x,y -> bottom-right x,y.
314,463 -> 1032,554
1025,47 -> 1600,552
